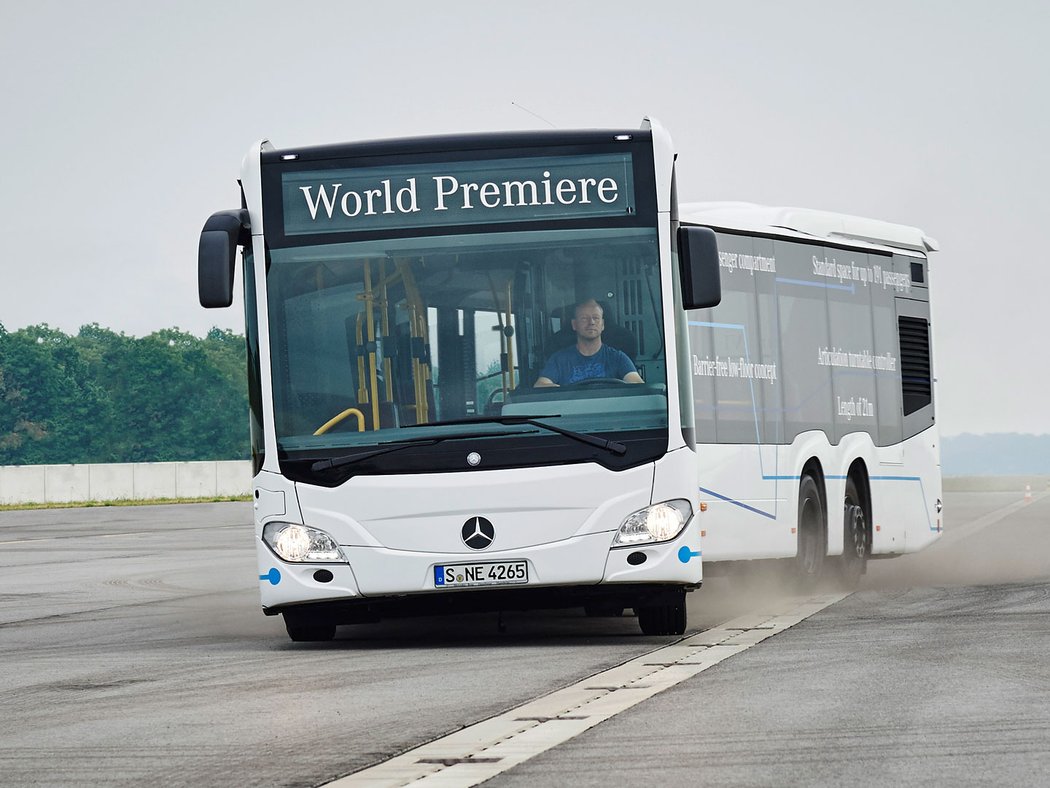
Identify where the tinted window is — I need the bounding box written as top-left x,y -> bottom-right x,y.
827,248 -> 878,443
776,241 -> 833,438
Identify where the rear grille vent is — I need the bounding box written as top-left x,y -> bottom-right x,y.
899,316 -> 931,415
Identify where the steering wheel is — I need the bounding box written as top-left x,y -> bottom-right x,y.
569,377 -> 627,386
485,387 -> 506,411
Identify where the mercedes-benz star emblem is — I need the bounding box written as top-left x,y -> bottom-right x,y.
461,516 -> 495,550
467,451 -> 482,467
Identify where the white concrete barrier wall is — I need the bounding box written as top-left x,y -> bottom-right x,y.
3,465 -> 1044,505
0,461 -> 253,505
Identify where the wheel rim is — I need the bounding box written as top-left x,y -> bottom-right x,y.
845,501 -> 866,562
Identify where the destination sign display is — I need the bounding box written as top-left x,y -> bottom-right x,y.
281,153 -> 636,235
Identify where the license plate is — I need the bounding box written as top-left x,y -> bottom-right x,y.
434,561 -> 529,588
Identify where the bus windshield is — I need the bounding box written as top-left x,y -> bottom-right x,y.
266,225 -> 668,462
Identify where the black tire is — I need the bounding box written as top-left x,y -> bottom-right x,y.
284,613 -> 336,643
838,477 -> 868,588
637,593 -> 687,635
793,474 -> 826,590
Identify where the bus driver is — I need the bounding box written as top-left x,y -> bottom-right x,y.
535,299 -> 644,387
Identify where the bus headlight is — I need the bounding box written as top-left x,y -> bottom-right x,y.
262,522 -> 344,563
613,500 -> 693,546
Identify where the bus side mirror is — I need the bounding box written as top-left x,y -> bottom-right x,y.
678,226 -> 721,310
198,209 -> 251,308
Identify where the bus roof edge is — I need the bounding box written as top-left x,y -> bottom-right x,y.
679,202 -> 938,254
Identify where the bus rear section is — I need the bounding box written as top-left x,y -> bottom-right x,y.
681,203 -> 942,585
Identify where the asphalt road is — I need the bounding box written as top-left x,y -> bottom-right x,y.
493,489 -> 1050,786
1,488 -> 1047,786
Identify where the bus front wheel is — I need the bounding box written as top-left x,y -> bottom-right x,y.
636,592 -> 687,636
284,613 -> 336,643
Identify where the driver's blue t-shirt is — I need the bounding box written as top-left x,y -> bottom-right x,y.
540,344 -> 637,385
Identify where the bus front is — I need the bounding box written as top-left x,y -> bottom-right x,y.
199,121 -> 717,640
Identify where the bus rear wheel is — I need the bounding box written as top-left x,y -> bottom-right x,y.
793,474 -> 826,589
636,592 -> 687,635
838,477 -> 868,588
284,613 -> 336,642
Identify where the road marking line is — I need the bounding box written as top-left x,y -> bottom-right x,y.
324,593 -> 847,787
0,524 -> 246,545
946,491 -> 1049,541
0,532 -> 158,545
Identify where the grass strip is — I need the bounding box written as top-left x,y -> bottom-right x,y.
0,495 -> 251,511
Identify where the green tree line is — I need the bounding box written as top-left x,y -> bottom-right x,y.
0,323 -> 248,466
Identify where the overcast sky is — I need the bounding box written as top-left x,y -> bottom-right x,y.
1,0 -> 1047,436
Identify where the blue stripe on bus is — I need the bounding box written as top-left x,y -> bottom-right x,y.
699,486 -> 777,520
700,475 -> 936,532
775,276 -> 855,294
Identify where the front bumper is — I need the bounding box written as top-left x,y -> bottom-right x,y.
257,518 -> 702,614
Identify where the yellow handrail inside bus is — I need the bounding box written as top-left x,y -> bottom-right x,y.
396,259 -> 431,424
314,408 -> 365,435
355,313 -> 367,405
379,260 -> 394,404
363,259 -> 381,431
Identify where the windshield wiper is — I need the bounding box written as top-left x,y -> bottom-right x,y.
306,429 -> 532,472
414,415 -> 627,456
301,415 -> 625,474
308,437 -> 442,472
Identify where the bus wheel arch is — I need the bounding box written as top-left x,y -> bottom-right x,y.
794,459 -> 827,588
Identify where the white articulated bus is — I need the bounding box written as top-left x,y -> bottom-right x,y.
199,119 -> 940,641
680,203 -> 942,582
